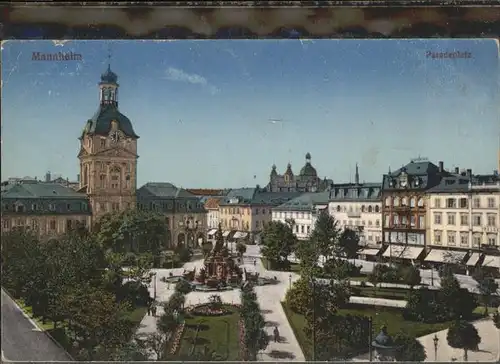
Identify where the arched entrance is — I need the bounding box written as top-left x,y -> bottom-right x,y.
177,232 -> 185,246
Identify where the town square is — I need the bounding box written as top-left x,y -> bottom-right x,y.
1,38 -> 499,362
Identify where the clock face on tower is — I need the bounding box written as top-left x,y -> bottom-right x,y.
110,131 -> 121,143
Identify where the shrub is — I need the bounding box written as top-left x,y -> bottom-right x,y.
117,281 -> 150,307
400,265 -> 421,287
123,252 -> 137,266
174,245 -> 192,263
285,277 -> 312,315
322,258 -> 362,279
175,279 -> 192,295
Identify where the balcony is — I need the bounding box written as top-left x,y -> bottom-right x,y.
347,211 -> 361,218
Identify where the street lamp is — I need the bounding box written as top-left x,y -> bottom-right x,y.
433,334 -> 439,361
288,274 -> 292,290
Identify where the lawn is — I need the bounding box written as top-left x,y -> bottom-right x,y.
282,302 -> 454,360
173,305 -> 241,361
260,258 -> 301,272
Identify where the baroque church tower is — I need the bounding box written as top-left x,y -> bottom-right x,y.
78,63 -> 139,218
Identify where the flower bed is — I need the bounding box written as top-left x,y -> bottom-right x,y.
169,322 -> 185,355
238,318 -> 248,360
187,304 -> 231,317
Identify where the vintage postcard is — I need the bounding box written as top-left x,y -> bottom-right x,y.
1,39 -> 499,362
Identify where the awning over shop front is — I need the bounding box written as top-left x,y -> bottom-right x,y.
482,255 -> 500,268
223,231 -> 231,237
466,253 -> 482,267
207,229 -> 217,236
358,248 -> 380,256
424,249 -> 467,264
239,232 -> 248,239
383,245 -> 424,260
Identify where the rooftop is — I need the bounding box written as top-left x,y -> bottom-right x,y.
137,182 -> 196,199
1,181 -> 88,200
273,191 -> 330,211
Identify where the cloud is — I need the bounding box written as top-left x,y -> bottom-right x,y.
164,67 -> 219,94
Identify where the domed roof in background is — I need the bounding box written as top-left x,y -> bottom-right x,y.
100,64 -> 118,84
300,162 -> 317,177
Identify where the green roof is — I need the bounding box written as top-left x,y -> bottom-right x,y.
137,182 -> 196,199
1,182 -> 88,200
273,191 -> 329,211
82,104 -> 139,139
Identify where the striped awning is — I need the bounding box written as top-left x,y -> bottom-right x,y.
466,253 -> 482,267
424,249 -> 466,263
482,255 -> 500,268
207,229 -> 217,235
358,248 -> 380,256
223,230 -> 231,237
383,245 -> 424,260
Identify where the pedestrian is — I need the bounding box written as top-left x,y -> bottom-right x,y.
151,304 -> 157,317
273,326 -> 280,343
253,259 -> 256,266
146,304 -> 151,316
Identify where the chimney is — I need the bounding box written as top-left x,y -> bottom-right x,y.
438,161 -> 444,173
467,169 -> 472,177
45,171 -> 51,182
454,167 -> 459,174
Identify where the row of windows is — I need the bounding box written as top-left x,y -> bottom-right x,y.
273,211 -> 311,219
341,219 -> 380,227
3,202 -> 89,213
384,196 -> 424,208
98,174 -> 131,189
294,224 -> 311,235
96,202 -> 131,213
433,230 -> 497,246
334,205 -> 381,213
433,213 -> 497,227
433,197 -> 497,209
2,218 -> 87,231
384,215 -> 425,229
138,201 -> 202,211
221,207 -> 271,215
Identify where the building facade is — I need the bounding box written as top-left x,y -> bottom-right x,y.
204,197 -> 223,230
136,183 -> 207,248
426,172 -> 500,269
78,64 -> 139,219
272,191 -> 330,240
381,159 -> 450,260
1,181 -> 92,238
265,153 -> 333,193
219,188 -> 302,242
328,179 -> 382,246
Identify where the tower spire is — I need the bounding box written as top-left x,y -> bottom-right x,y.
355,162 -> 360,185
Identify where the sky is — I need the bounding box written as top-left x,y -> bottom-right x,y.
1,39 -> 499,188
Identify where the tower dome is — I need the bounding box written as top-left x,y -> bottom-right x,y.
300,152 -> 317,177
100,64 -> 118,84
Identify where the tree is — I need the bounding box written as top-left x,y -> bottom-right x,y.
136,332 -> 168,360
260,221 -> 297,269
394,332 -> 427,361
309,210 -> 341,261
401,265 -> 421,288
337,227 -> 361,259
235,242 -> 247,257
473,269 -> 499,315
492,312 -> 500,329
94,209 -> 169,256
157,308 -> 178,336
447,319 -> 481,361
175,279 -> 192,295
240,284 -> 269,360
295,239 -> 321,276
439,273 -> 477,320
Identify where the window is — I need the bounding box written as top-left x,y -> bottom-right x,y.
368,205 -> 373,213
336,205 -> 341,212
447,213 -> 456,225
410,215 -> 416,227
488,198 -> 495,208
473,198 -> 480,208
112,203 -> 119,211
447,231 -> 456,245
434,198 -> 441,208
460,214 -> 469,226
393,215 -> 399,225
434,213 -> 442,224
368,220 -> 373,226
99,174 -> 106,188
100,203 -> 107,213
487,214 -> 496,227
262,209 -> 266,215
376,219 -> 380,227
295,225 -> 299,233
301,225 -> 304,233
66,219 -> 72,231
393,197 -> 400,207
49,220 -> 56,230
418,215 -> 425,229
417,198 -> 424,207
361,205 -> 365,212
473,214 -> 481,226
31,204 -> 37,211
2,220 -> 10,229
16,204 -> 24,213
401,197 -> 408,206
49,203 -> 56,211
385,197 -> 391,207
488,235 -> 497,246
100,139 -> 106,148
410,198 -> 416,208
362,220 -> 366,226
375,206 -> 380,213
255,209 -> 259,215
447,198 -> 456,208
434,231 -> 442,244
472,235 -> 481,247
459,198 -> 468,208
460,234 -> 469,246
